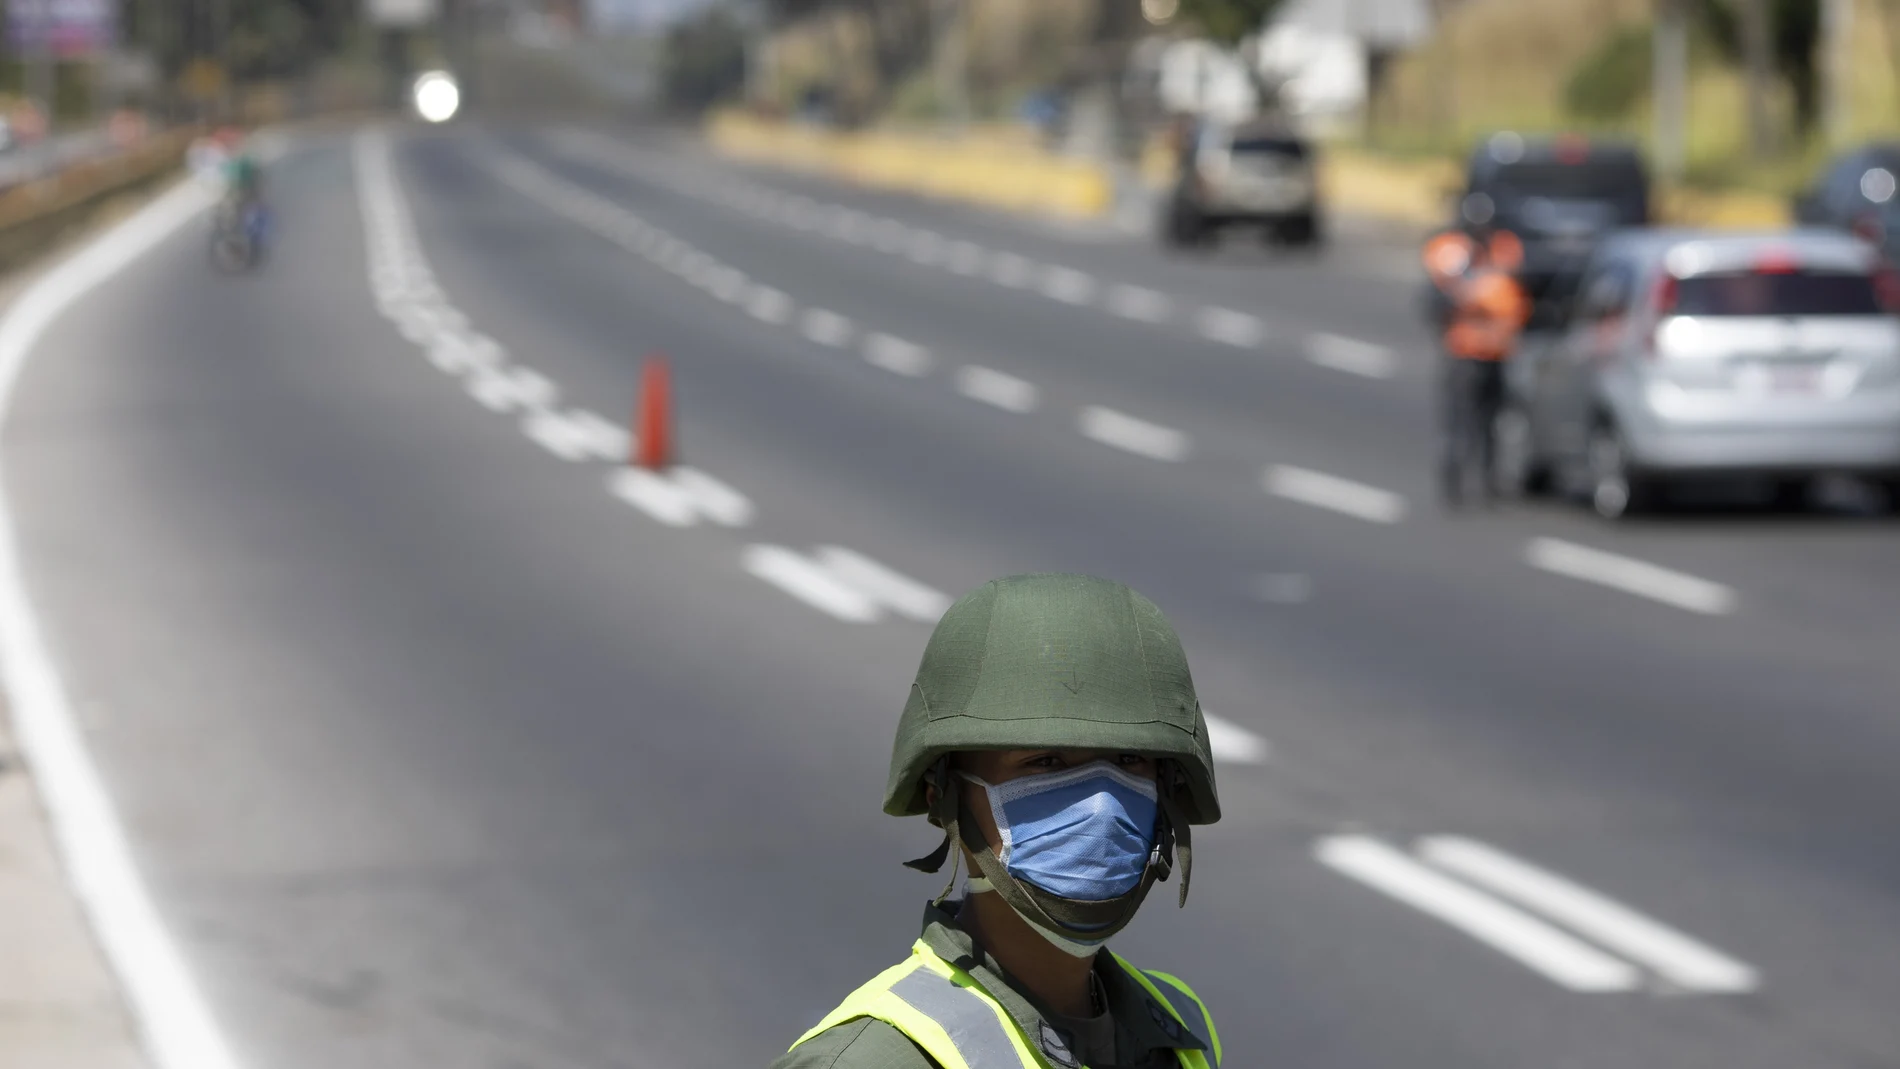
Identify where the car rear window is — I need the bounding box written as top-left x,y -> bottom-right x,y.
1233,137 -> 1306,158
1494,160 -> 1644,200
1673,270 -> 1885,316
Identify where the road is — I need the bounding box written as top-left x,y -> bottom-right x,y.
5,120 -> 1900,1069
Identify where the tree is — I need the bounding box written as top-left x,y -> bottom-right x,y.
1175,0 -> 1287,45
1692,0 -> 1821,144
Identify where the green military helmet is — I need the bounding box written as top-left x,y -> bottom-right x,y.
884,572 -> 1221,826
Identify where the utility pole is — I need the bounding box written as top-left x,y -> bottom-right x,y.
1652,0 -> 1688,183
1822,0 -> 1853,147
1741,0 -> 1773,159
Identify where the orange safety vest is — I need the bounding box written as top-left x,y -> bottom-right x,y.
1444,268 -> 1532,362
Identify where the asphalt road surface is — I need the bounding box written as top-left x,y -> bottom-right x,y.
6,121 -> 1900,1069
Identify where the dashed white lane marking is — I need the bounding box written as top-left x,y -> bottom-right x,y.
873,219 -> 912,254
522,409 -> 598,462
1195,306 -> 1267,348
1264,465 -> 1407,524
1525,538 -> 1736,615
1077,405 -> 1190,462
800,307 -> 855,348
746,285 -> 793,324
566,410 -> 632,461
813,546 -> 953,623
1316,836 -> 1643,992
610,466 -> 756,528
1305,333 -> 1398,379
0,169 -> 243,1069
1040,265 -> 1098,305
1107,284 -> 1173,323
744,544 -> 884,623
863,333 -> 933,377
1418,837 -> 1759,993
708,266 -> 750,304
1251,572 -> 1314,604
987,251 -> 1036,288
1204,712 -> 1270,764
906,230 -> 946,265
955,365 -> 1040,413
946,240 -> 987,276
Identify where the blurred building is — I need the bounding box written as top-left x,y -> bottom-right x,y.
1258,0 -> 1432,135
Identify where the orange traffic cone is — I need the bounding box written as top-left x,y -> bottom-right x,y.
633,354 -> 674,470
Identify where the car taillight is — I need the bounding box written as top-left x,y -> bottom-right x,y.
1644,274 -> 1679,358
1876,264 -> 1900,313
1554,134 -> 1589,164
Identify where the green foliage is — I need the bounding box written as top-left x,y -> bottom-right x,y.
1691,0 -> 1821,130
1176,0 -> 1288,46
1563,22 -> 1652,121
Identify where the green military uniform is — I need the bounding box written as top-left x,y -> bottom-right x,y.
774,573 -> 1225,1069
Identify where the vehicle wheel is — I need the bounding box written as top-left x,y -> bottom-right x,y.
209,233 -> 252,274
1492,403 -> 1552,499
1880,476 -> 1900,515
1586,421 -> 1658,520
1275,213 -> 1321,248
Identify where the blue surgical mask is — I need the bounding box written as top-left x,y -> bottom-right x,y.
960,761 -> 1160,904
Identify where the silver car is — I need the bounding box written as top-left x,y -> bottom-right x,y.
1162,119 -> 1321,248
1498,227 -> 1900,517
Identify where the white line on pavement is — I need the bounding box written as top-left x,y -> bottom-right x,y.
670,466 -> 756,528
906,230 -> 947,264
746,285 -> 794,324
1040,265 -> 1098,305
521,410 -> 596,462
609,468 -> 699,527
1305,333 -> 1398,379
0,168 -> 242,1069
863,333 -> 933,377
1077,405 -> 1190,462
1107,284 -> 1173,323
1315,836 -> 1642,992
873,219 -> 912,254
813,546 -> 952,623
955,365 -> 1040,413
1417,837 -> 1759,994
566,410 -> 632,462
709,266 -> 750,304
1204,712 -> 1270,764
744,544 -> 884,623
1264,465 -> 1407,524
946,240 -> 987,276
987,252 -> 1037,288
1525,538 -> 1736,615
800,307 -> 855,348
1196,306 -> 1267,348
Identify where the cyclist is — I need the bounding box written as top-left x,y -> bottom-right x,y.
1423,207 -> 1530,506
214,127 -> 270,254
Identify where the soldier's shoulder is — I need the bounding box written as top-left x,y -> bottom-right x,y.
769,1016 -> 940,1069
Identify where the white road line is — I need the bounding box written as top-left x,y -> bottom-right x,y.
873,219 -> 912,253
987,251 -> 1036,288
1204,712 -> 1270,764
813,546 -> 952,623
863,333 -> 933,377
746,285 -> 793,324
744,544 -> 884,623
955,365 -> 1040,413
521,410 -> 595,462
946,240 -> 987,276
786,199 -> 822,230
1107,284 -> 1173,323
1040,265 -> 1098,305
1196,306 -> 1267,348
1315,836 -> 1642,992
1417,837 -> 1759,994
566,410 -> 631,462
0,170 -> 242,1069
670,466 -> 756,527
1525,538 -> 1736,616
837,211 -> 874,243
709,266 -> 750,304
1305,333 -> 1398,379
1077,405 -> 1190,462
609,467 -> 698,527
906,230 -> 946,264
800,308 -> 855,348
1264,465 -> 1407,524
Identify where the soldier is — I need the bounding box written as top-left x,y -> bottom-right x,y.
774,572 -> 1224,1069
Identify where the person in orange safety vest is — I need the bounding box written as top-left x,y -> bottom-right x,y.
1422,223 -> 1532,504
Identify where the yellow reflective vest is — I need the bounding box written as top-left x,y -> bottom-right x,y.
790,939 -> 1222,1069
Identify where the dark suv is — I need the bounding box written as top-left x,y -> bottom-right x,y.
1438,133 -> 1651,323
1791,142 -> 1900,262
